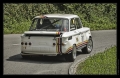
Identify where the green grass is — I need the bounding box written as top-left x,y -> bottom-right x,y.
76,46 -> 117,75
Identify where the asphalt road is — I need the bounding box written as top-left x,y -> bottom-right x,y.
3,30 -> 116,75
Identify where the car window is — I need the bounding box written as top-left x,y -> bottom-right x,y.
29,19 -> 38,30
70,18 -> 76,31
75,18 -> 82,29
29,18 -> 69,32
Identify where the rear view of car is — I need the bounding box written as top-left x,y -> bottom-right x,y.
21,15 -> 69,57
21,14 -> 93,62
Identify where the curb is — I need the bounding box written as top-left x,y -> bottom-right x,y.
68,45 -> 115,75
68,55 -> 90,75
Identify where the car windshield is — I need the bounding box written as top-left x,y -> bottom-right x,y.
29,18 -> 69,32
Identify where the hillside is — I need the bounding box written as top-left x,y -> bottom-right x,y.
3,3 -> 117,34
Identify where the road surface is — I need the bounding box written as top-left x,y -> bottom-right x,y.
3,30 -> 116,75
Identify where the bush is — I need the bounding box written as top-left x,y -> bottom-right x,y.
3,3 -> 117,34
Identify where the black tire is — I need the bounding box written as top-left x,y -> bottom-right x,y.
82,38 -> 93,54
65,45 -> 77,62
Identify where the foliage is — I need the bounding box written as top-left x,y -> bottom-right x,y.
3,3 -> 117,34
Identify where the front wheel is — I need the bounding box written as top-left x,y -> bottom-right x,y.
82,38 -> 93,54
65,45 -> 77,62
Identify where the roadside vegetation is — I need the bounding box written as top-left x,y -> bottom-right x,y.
3,3 -> 116,34
76,46 -> 117,75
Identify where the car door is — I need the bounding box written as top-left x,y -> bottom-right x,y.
74,18 -> 86,48
69,18 -> 81,48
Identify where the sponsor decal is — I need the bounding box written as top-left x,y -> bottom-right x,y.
66,40 -> 88,53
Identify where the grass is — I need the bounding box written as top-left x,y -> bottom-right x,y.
75,46 -> 117,75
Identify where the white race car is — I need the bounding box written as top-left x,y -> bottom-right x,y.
21,14 -> 93,62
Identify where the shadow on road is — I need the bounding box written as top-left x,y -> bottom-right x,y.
6,54 -> 68,64
6,51 -> 84,64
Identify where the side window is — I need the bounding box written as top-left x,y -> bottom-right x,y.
75,18 -> 82,29
70,18 -> 76,31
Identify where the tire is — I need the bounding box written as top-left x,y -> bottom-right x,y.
82,38 -> 93,54
65,45 -> 77,62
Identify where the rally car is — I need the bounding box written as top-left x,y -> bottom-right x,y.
20,14 -> 93,62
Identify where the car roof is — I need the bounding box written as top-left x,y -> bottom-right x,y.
34,14 -> 79,19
